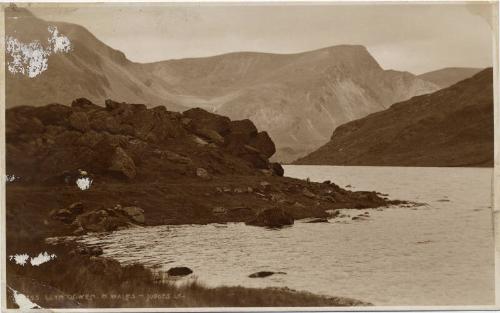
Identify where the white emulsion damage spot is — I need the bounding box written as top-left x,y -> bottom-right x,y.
6,174 -> 19,182
30,251 -> 57,266
9,254 -> 30,266
9,287 -> 41,309
76,177 -> 93,190
6,25 -> 71,78
9,252 -> 57,266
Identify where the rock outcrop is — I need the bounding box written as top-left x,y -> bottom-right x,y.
49,202 -> 145,234
6,98 -> 285,183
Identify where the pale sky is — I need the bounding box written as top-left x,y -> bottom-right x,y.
31,2 -> 494,74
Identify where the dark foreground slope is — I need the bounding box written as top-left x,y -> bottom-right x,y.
295,68 -> 493,167
6,98 -> 396,308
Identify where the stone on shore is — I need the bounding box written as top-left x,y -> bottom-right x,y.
246,208 -> 294,228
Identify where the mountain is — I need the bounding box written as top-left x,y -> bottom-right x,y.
418,67 -> 483,89
146,46 -> 439,162
5,7 -> 186,112
295,68 -> 493,167
6,7 -> 439,162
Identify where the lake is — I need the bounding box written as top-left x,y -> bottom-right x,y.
77,166 -> 495,306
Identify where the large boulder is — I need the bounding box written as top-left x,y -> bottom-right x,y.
78,130 -> 104,148
33,104 -> 72,126
88,110 -> 120,134
229,119 -> 258,140
69,112 -> 90,132
193,128 -> 225,145
240,148 -> 269,169
15,116 -> 45,134
108,147 -> 136,179
119,206 -> 145,224
76,209 -> 129,233
183,108 -> 231,135
270,162 -> 284,176
246,208 -> 294,228
49,208 -> 73,223
71,98 -> 100,111
249,131 -> 276,158
69,204 -> 144,234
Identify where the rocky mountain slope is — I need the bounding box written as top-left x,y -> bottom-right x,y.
295,68 -> 493,167
418,67 -> 483,89
6,6 -> 439,163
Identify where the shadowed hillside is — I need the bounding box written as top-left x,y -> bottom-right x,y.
295,68 -> 493,167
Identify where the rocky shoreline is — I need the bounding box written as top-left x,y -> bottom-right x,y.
6,98 -> 403,308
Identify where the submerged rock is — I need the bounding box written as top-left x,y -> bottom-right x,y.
249,271 -> 286,278
352,215 -> 369,221
303,217 -> 329,223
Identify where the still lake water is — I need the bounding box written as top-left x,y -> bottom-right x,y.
78,166 -> 495,306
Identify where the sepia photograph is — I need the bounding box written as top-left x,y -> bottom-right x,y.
1,1 -> 499,310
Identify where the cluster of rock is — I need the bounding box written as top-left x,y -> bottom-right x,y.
6,98 -> 283,183
49,202 -> 145,235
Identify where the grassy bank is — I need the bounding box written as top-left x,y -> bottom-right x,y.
6,239 -> 371,308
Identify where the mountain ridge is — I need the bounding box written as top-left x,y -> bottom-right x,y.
417,67 -> 484,89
